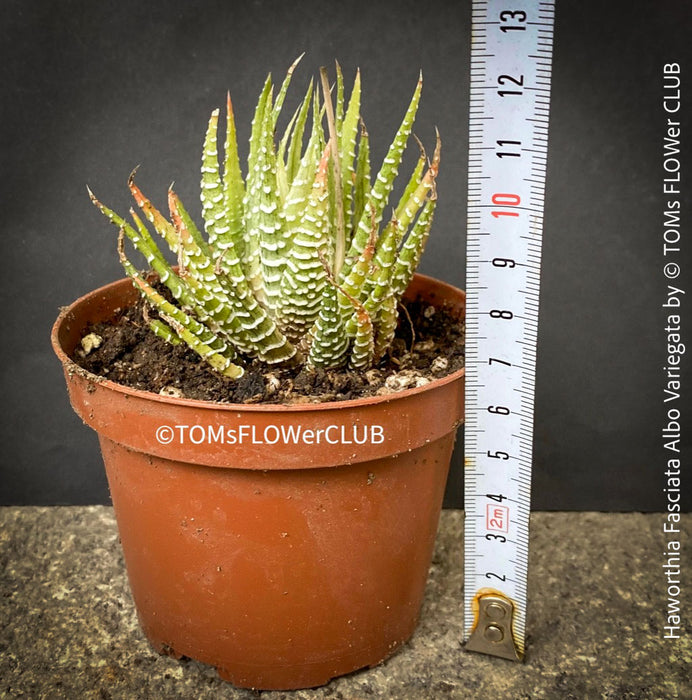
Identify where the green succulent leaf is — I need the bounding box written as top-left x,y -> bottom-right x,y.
117,231 -> 243,378
277,145 -> 332,342
351,120 -> 371,242
339,69 -> 361,243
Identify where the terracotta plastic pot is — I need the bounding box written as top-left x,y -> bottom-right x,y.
51,272 -> 465,690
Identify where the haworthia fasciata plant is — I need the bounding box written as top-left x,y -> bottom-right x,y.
90,60 -> 440,378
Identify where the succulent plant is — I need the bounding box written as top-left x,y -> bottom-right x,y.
89,58 -> 440,379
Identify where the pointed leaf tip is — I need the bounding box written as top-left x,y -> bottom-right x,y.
127,165 -> 141,187
290,53 -> 306,71
86,185 -> 103,209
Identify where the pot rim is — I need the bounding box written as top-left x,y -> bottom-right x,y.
51,272 -> 465,414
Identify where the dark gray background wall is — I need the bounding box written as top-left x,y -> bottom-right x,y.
1,1 -> 689,509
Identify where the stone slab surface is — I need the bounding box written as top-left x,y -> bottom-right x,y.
1,507 -> 689,699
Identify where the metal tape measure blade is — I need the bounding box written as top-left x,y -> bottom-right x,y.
464,0 -> 555,660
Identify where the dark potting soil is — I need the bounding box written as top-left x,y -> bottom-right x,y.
74,290 -> 465,404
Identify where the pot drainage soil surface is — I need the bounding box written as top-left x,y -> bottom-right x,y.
74,291 -> 465,404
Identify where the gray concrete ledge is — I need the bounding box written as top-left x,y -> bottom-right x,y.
1,508 -> 690,699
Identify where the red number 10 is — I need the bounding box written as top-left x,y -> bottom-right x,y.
491,192 -> 520,218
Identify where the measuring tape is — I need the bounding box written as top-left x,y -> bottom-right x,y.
464,0 -> 555,660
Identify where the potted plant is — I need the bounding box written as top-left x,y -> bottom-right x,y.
51,59 -> 465,690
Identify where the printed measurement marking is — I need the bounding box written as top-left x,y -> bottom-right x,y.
486,503 -> 510,533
